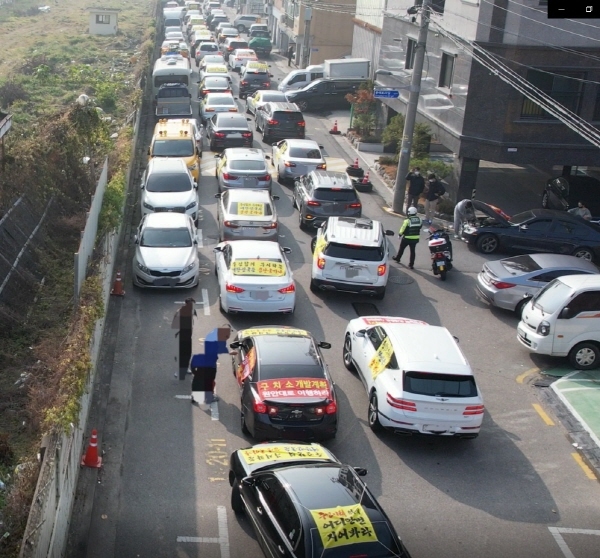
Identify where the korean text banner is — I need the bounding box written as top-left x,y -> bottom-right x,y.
369,336 -> 393,379
231,259 -> 285,276
310,504 -> 377,548
257,378 -> 331,400
239,444 -> 330,465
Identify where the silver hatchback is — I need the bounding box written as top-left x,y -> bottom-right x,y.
476,253 -> 599,316
215,148 -> 272,192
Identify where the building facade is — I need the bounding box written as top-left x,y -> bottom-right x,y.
88,8 -> 120,35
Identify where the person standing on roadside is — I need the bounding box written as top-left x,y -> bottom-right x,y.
393,206 -> 422,269
287,44 -> 294,66
405,167 -> 425,213
453,199 -> 475,239
172,298 -> 197,380
424,173 -> 445,225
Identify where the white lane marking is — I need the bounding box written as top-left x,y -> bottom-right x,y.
202,288 -> 210,315
211,400 -> 219,421
177,506 -> 230,557
560,387 -> 599,392
197,228 -> 203,247
175,395 -> 192,399
548,527 -> 600,558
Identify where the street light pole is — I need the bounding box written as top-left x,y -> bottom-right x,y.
392,0 -> 431,214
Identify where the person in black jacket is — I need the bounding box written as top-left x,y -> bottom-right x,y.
405,167 -> 425,213
424,173 -> 445,225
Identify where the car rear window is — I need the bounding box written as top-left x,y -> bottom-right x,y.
289,147 -> 320,158
323,243 -> 384,262
217,115 -> 249,127
147,173 -> 192,192
204,77 -> 229,87
274,111 -> 304,122
207,95 -> 236,105
230,41 -> 249,49
500,255 -> 540,273
403,372 -> 478,398
201,44 -> 219,51
229,160 -> 266,171
157,87 -> 189,98
314,189 -> 357,202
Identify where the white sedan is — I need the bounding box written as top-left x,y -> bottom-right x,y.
227,48 -> 258,72
213,240 -> 295,314
271,139 -> 326,183
245,90 -> 288,116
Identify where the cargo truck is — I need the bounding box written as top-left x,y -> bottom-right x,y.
322,58 -> 370,79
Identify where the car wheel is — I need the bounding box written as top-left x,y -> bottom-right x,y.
515,298 -> 529,318
219,296 -> 227,314
309,279 -> 319,293
541,191 -> 549,209
262,131 -> 270,144
245,104 -> 251,114
373,287 -> 385,300
343,334 -> 356,371
310,236 -> 317,253
476,233 -> 499,254
298,210 -> 306,230
209,141 -> 216,151
240,410 -> 251,435
296,100 -> 308,111
231,485 -> 244,514
292,194 -> 297,209
237,24 -> 245,32
368,392 -> 383,433
569,342 -> 600,370
572,247 -> 594,261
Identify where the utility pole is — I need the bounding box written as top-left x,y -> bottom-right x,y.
301,7 -> 312,69
392,0 -> 431,214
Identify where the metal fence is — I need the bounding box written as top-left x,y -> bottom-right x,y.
73,158 -> 108,306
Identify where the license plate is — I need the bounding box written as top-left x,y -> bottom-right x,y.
436,261 -> 445,267
345,268 -> 359,278
228,133 -> 242,138
424,425 -> 447,433
518,327 -> 527,340
251,291 -> 269,300
153,278 -> 176,287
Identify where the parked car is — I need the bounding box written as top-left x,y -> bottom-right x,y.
254,101 -> 305,143
229,326 -> 336,439
232,13 -> 261,33
132,213 -> 199,289
285,78 -> 362,112
462,200 -> 600,262
293,170 -> 362,229
476,253 -> 599,316
216,188 -> 279,241
229,441 -> 413,557
215,147 -> 272,192
214,240 -> 296,313
542,174 -> 600,220
245,89 -> 288,116
199,92 -> 238,125
205,113 -> 253,151
271,139 -> 325,183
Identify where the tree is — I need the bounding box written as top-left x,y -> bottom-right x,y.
413,123 -> 432,159
346,81 -> 377,137
381,113 -> 405,149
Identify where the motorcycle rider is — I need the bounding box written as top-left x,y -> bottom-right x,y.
393,206 -> 422,269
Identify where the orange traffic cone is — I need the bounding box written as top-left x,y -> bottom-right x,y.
81,429 -> 102,468
111,270 -> 125,297
362,171 -> 370,184
352,158 -> 359,169
329,120 -> 340,135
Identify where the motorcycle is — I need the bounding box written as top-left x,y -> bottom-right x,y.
427,228 -> 453,280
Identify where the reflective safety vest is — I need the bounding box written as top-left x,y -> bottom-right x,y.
400,216 -> 422,239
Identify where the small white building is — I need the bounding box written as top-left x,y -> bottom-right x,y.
88,7 -> 120,35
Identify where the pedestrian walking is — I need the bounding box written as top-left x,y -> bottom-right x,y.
568,200 -> 592,220
453,199 -> 475,239
424,173 -> 445,224
405,167 -> 425,213
287,44 -> 294,66
393,206 -> 422,269
172,298 -> 197,380
190,325 -> 236,404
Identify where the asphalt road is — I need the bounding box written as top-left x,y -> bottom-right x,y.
66,52 -> 600,558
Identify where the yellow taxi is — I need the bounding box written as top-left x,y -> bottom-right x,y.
244,61 -> 269,72
148,119 -> 201,180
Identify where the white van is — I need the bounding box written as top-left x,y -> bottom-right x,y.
517,274 -> 600,369
152,55 -> 192,97
277,65 -> 324,93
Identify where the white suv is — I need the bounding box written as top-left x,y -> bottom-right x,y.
310,217 -> 395,299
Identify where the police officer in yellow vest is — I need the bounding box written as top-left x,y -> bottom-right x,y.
393,206 -> 422,269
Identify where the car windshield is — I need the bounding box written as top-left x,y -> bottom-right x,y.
207,95 -> 236,106
509,210 -> 535,225
141,228 -> 192,247
404,372 -> 478,397
152,139 -> 195,157
229,160 -> 265,171
323,243 -> 384,262
501,255 -> 540,274
314,189 -> 356,202
532,279 -> 574,314
289,147 -> 321,158
146,173 -> 192,192
229,202 -> 272,216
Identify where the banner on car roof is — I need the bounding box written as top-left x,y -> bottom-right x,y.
257,378 -> 331,400
231,259 -> 285,276
361,316 -> 427,326
239,444 -> 330,465
369,336 -> 393,379
311,504 -> 377,549
238,327 -> 309,338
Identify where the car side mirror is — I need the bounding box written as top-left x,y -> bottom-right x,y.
318,144 -> 324,149
246,118 -> 252,122
385,230 -> 394,236
134,235 -> 139,244
147,147 -> 151,155
264,155 -> 271,160
519,224 -> 528,231
355,330 -> 366,338
140,182 -> 145,189
213,246 -> 224,253
282,247 -> 291,253
215,193 -> 221,198
353,467 -> 368,476
318,341 -> 331,349
271,195 -> 280,200
241,477 -> 256,488
230,341 -> 241,349
560,307 -> 573,319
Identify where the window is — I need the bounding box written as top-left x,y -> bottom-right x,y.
405,39 -> 416,70
96,14 -> 111,24
523,219 -> 552,233
567,291 -> 600,315
521,69 -> 585,119
431,0 -> 445,13
439,53 -> 455,89
404,372 -> 478,397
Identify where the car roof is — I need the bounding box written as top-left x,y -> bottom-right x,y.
554,274 -> 600,289
284,139 -> 320,149
228,239 -> 281,257
144,212 -> 191,227
148,158 -> 188,173
223,147 -> 266,161
153,118 -> 196,137
308,170 -> 352,188
226,189 -> 271,202
326,217 -> 383,246
527,253 -> 599,271
265,101 -> 301,112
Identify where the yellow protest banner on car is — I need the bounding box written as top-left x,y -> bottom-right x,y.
313,235 -> 326,261
369,336 -> 393,380
237,202 -> 265,216
239,327 -> 309,338
310,504 -> 377,549
231,259 -> 285,276
239,444 -> 330,465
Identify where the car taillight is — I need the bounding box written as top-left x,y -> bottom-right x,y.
242,132 -> 252,137
316,163 -> 326,169
214,132 -> 226,138
267,119 -> 279,125
377,264 -> 386,276
307,200 -> 320,207
278,283 -> 295,294
202,89 -> 210,95
224,221 -> 240,228
347,202 -> 362,209
205,107 -> 215,112
267,406 -> 278,415
262,82 -> 270,87
284,161 -> 296,167
226,283 -> 245,293
386,394 -> 417,411
222,173 -> 238,180
325,400 -> 337,414
259,174 -> 271,181
463,405 -> 485,416
491,280 -> 516,289
262,222 -> 277,229
228,108 -> 238,112
317,256 -> 325,270
297,121 -> 305,127
227,46 -> 234,51
253,399 -> 267,413
241,80 -> 248,85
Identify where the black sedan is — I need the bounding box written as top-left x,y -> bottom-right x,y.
230,326 -> 337,441
205,113 -> 253,151
462,201 -> 600,262
229,442 -> 412,558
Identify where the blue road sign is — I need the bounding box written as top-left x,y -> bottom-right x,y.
374,89 -> 400,99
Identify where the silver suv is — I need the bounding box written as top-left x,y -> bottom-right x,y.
293,170 -> 361,230
310,217 -> 395,299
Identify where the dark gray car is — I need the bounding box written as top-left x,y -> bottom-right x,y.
293,170 -> 362,230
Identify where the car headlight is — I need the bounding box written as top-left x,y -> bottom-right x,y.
143,202 -> 154,210
137,262 -> 150,274
182,261 -> 196,273
185,200 -> 197,210
536,320 -> 550,336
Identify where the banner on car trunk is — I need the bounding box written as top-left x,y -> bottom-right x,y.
257,378 -> 330,400
311,504 -> 377,548
231,259 -> 285,276
239,444 -> 330,465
